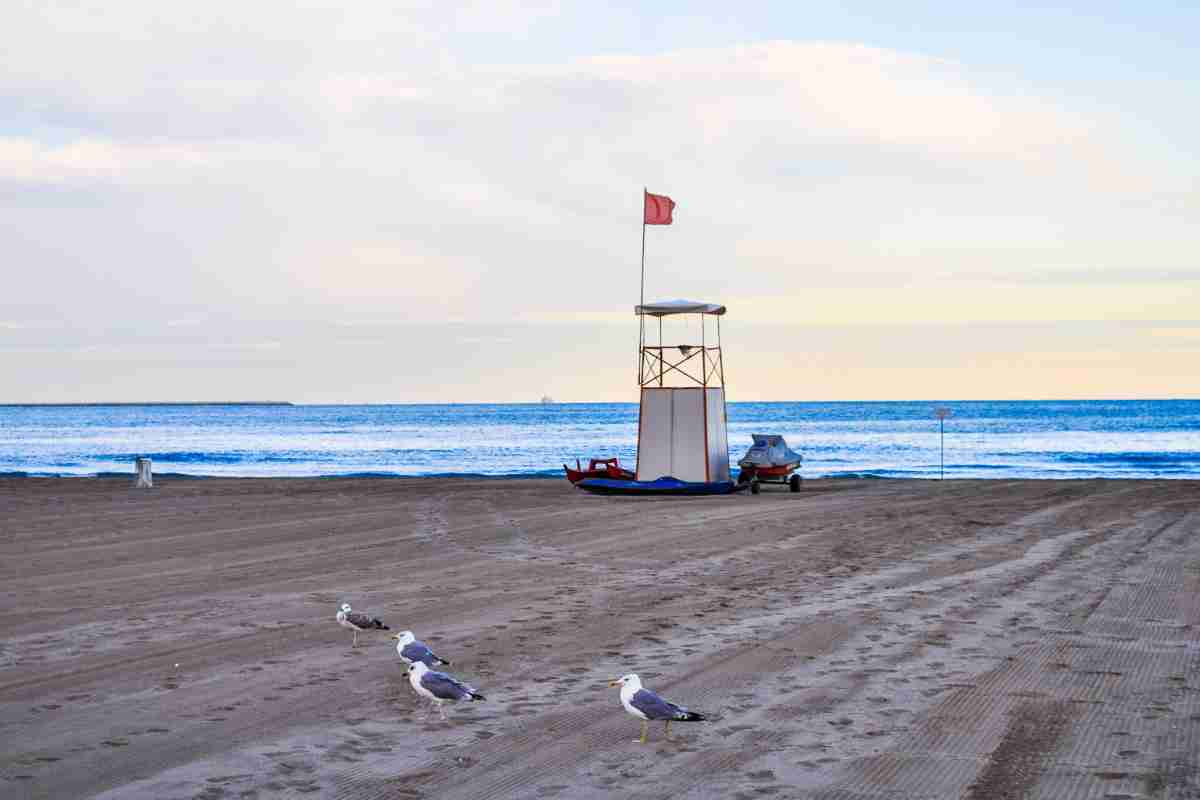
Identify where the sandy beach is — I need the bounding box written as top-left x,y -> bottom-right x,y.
1,477 -> 1197,799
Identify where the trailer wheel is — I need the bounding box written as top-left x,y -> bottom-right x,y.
737,471 -> 749,484
750,479 -> 761,495
789,474 -> 801,493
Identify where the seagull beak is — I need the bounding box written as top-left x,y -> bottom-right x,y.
390,634 -> 401,639
608,679 -> 622,687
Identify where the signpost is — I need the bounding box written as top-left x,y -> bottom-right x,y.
934,407 -> 952,480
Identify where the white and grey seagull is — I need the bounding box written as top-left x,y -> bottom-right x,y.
335,602 -> 390,647
391,630 -> 452,671
609,673 -> 705,743
407,661 -> 485,720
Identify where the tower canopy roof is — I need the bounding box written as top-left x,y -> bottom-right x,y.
634,299 -> 726,317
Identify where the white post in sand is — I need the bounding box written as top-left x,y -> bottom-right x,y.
134,457 -> 153,488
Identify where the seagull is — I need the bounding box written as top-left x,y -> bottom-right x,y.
407,661 -> 485,720
336,602 -> 389,647
391,631 -> 451,671
609,673 -> 705,743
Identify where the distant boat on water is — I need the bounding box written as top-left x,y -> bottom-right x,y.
541,395 -> 554,404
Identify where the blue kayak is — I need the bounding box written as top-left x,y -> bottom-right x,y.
576,476 -> 749,496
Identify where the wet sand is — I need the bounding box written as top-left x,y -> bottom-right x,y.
1,477 -> 1198,799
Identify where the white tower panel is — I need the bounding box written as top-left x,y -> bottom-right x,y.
636,387 -> 729,482
636,388 -> 674,481
705,387 -> 731,482
669,388 -> 706,481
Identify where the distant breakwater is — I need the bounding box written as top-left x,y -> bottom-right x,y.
0,401 -> 293,407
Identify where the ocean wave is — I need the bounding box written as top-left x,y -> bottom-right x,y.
1048,451 -> 1200,466
318,470 -> 563,480
93,451 -> 252,464
89,448 -> 473,465
93,471 -> 211,479
0,469 -> 565,480
819,471 -> 892,479
0,470 -> 214,479
948,463 -> 1017,470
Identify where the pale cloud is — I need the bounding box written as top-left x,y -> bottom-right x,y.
0,37 -> 1142,191
292,242 -> 484,315
456,335 -> 515,345
209,341 -> 284,352
0,137 -> 231,182
519,311 -> 631,324
559,42 -> 1093,164
1147,326 -> 1200,339
723,281 -> 1200,327
0,320 -> 60,330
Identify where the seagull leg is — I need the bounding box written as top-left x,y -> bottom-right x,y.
639,720 -> 648,744
352,630 -> 358,648
438,702 -> 447,722
665,720 -> 673,741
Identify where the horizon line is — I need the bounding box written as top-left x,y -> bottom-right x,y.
3,397 -> 1199,408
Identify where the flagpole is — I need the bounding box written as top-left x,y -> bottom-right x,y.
640,188 -> 646,309
638,189 -> 646,387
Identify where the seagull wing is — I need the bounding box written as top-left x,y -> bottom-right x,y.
344,611 -> 387,630
630,688 -> 689,721
420,670 -> 477,701
401,641 -> 435,665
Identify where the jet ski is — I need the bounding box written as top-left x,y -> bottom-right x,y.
736,434 -> 802,492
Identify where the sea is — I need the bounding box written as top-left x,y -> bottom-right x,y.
1,400 -> 1198,480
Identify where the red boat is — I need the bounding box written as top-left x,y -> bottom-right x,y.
564,457 -> 635,484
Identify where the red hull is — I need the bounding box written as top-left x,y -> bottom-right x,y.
738,462 -> 801,479
564,458 -> 635,484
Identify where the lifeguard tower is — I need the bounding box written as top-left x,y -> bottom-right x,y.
634,299 -> 730,483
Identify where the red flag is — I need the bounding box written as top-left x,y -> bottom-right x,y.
644,190 -> 675,225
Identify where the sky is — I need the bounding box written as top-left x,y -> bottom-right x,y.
2,1 -> 1198,403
